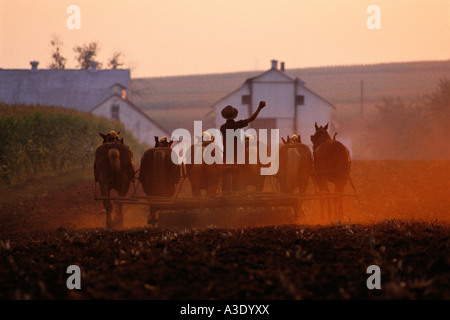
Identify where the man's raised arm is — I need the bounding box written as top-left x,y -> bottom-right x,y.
245,101 -> 266,123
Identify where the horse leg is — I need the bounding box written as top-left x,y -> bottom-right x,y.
100,183 -> 113,230
222,167 -> 233,194
115,202 -> 124,230
297,200 -> 306,221
316,186 -> 325,220
297,178 -> 309,221
191,181 -> 201,197
206,180 -> 218,197
114,180 -> 132,230
331,187 -> 339,222
148,206 -> 158,227
334,195 -> 343,221
317,181 -> 330,222
324,184 -> 332,221
335,181 -> 346,220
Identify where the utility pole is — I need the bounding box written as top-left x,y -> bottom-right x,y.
358,80 -> 364,160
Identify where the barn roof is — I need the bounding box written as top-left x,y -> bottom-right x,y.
209,66 -> 335,111
90,94 -> 170,136
0,67 -> 130,113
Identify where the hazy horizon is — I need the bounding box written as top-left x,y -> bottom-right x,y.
1,0 -> 449,78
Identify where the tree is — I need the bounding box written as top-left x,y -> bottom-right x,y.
108,51 -> 124,69
364,96 -> 419,159
73,42 -> 102,69
426,78 -> 450,121
362,79 -> 450,159
421,78 -> 450,158
48,35 -> 67,69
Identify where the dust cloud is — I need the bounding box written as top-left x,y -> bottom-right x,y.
116,160 -> 449,230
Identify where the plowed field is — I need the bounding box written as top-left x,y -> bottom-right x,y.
0,160 -> 449,300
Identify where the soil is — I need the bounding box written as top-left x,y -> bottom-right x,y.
0,160 -> 449,300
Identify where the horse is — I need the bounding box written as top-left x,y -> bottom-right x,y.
231,134 -> 266,193
281,134 -> 301,145
98,130 -> 124,144
139,136 -> 180,226
277,134 -> 313,218
278,134 -> 312,193
185,132 -> 221,197
138,136 -> 180,197
310,122 -> 351,220
94,131 -> 135,229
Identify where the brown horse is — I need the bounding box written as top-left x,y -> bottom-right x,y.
186,135 -> 221,197
277,135 -> 313,218
94,131 -> 135,229
139,136 -> 180,226
228,135 -> 266,193
278,134 -> 312,193
139,136 -> 180,197
310,123 -> 351,220
98,130 -> 123,144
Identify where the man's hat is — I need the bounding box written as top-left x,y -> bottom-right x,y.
221,105 -> 238,120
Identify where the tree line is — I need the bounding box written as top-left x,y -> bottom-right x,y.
48,34 -> 124,70
362,78 -> 450,159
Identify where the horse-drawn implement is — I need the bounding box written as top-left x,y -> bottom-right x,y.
95,177 -> 358,229
94,129 -> 359,230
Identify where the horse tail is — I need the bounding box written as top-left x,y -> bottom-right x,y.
338,142 -> 352,174
282,147 -> 300,192
287,147 -> 301,175
298,144 -> 312,166
108,148 -> 121,175
297,144 -> 313,182
153,149 -> 166,192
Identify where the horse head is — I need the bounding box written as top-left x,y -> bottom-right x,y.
155,136 -> 174,148
202,131 -> 213,142
291,134 -> 302,143
194,132 -> 215,146
310,122 -> 331,150
281,134 -> 302,145
99,131 -> 122,144
245,134 -> 255,142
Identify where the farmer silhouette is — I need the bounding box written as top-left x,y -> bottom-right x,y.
220,100 -> 266,193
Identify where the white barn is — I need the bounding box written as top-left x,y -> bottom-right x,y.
90,88 -> 169,145
0,61 -> 168,146
212,60 -> 335,146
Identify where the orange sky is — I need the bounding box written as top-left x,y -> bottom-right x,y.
0,0 -> 449,77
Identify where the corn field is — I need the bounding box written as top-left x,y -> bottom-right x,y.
0,103 -> 147,187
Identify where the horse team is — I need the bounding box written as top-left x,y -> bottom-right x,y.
94,123 -> 351,229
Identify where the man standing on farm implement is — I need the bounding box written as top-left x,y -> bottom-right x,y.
220,100 -> 266,193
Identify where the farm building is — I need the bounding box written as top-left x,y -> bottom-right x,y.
211,60 -> 335,146
0,61 -> 168,145
90,90 -> 169,146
